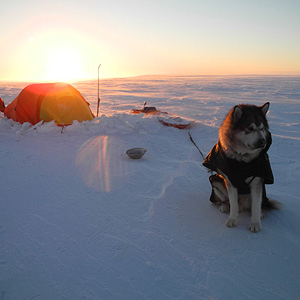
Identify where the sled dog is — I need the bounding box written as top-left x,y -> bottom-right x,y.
203,102 -> 278,232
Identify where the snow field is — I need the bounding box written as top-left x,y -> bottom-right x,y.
0,76 -> 300,299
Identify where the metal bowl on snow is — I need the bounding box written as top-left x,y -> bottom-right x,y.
126,148 -> 147,159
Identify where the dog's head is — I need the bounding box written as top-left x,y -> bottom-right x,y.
220,102 -> 270,154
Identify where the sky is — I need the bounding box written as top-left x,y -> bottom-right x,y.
0,0 -> 299,82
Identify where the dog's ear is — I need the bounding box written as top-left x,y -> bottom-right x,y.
261,102 -> 270,116
233,105 -> 243,121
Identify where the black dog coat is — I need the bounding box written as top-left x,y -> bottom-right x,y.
203,132 -> 274,206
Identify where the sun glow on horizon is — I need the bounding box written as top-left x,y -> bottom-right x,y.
5,21 -> 99,82
31,28 -> 94,82
44,46 -> 87,82
1,2 -> 299,82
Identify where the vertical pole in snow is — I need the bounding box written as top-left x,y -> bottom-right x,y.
97,64 -> 101,117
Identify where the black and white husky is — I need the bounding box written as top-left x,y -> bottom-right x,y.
203,102 -> 279,233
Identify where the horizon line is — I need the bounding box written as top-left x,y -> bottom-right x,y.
1,73 -> 300,83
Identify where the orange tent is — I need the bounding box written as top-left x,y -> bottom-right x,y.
4,82 -> 94,126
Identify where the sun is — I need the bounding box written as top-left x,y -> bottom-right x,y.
44,46 -> 86,82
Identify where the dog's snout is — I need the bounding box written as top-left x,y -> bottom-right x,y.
257,138 -> 266,148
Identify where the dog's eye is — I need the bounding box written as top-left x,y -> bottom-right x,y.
245,127 -> 254,134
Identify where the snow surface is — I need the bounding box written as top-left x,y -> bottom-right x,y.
0,76 -> 300,300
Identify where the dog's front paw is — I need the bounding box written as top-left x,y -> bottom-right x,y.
249,222 -> 261,233
225,218 -> 239,228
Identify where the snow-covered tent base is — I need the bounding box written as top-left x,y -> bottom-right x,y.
4,82 -> 94,126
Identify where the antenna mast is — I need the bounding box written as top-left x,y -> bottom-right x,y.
97,64 -> 101,117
